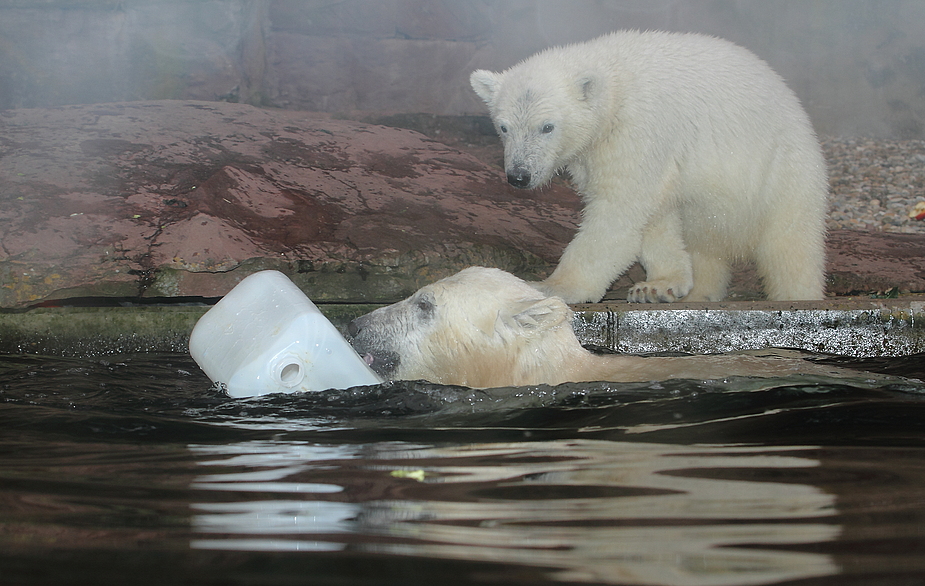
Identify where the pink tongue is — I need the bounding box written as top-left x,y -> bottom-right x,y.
363,353 -> 375,366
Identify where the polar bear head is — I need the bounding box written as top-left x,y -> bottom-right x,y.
470,53 -> 606,190
347,267 -> 579,388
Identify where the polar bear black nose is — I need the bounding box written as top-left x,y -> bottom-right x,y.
347,315 -> 367,338
507,168 -> 531,188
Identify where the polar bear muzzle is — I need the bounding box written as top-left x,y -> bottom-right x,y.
506,166 -> 532,189
346,313 -> 402,378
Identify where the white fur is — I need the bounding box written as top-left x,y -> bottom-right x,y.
348,267 -> 851,388
470,31 -> 828,303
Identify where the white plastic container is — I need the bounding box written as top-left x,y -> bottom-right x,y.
189,270 -> 382,398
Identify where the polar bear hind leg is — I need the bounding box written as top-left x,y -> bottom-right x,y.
755,223 -> 826,300
684,252 -> 733,302
752,159 -> 827,300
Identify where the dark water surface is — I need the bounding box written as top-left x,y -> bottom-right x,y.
2,352 -> 925,586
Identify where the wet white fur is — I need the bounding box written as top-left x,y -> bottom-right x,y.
354,267 -> 849,388
471,31 -> 828,303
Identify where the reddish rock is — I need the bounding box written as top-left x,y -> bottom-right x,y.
826,230 -> 925,296
1,100 -> 922,308
0,100 -> 580,307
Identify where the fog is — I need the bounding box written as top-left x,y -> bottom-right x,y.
0,0 -> 924,137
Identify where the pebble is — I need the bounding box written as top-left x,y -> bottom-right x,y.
822,137 -> 925,233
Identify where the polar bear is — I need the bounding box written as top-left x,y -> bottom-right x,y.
469,31 -> 828,303
347,267 -> 848,388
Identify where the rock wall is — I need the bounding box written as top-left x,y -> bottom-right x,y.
0,101 -> 580,307
2,100 -> 923,308
0,1 -> 924,138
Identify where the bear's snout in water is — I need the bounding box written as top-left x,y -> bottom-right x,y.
346,315 -> 401,378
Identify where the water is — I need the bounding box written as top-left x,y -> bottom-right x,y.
2,352 -> 925,586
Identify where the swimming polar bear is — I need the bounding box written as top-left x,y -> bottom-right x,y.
347,267 -> 846,388
470,31 -> 828,303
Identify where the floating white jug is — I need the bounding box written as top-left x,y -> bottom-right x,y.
189,270 -> 382,398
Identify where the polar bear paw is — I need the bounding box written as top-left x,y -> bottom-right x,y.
627,280 -> 690,303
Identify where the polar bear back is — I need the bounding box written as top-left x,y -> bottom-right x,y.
536,31 -> 826,218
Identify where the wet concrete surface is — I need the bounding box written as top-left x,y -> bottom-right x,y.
575,296 -> 925,357
2,295 -> 923,359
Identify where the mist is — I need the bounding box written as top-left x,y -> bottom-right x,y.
0,0 -> 924,138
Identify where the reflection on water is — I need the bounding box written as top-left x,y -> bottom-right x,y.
2,352 -> 925,585
191,442 -> 356,551
189,440 -> 838,585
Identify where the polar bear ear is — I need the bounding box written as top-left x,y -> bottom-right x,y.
470,70 -> 502,105
576,74 -> 599,102
508,296 -> 571,336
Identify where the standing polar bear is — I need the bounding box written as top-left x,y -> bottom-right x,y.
470,31 -> 828,303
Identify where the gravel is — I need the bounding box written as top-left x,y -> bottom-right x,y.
823,137 -> 925,233
391,114 -> 925,234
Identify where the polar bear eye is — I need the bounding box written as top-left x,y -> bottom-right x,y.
499,124 -> 508,134
541,123 -> 555,134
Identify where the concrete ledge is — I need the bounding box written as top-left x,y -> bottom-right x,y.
0,306 -> 208,357
574,297 -> 925,357
0,304 -> 379,357
1,297 -> 923,358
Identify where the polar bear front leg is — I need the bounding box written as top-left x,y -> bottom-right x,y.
628,210 -> 694,303
538,202 -> 645,303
